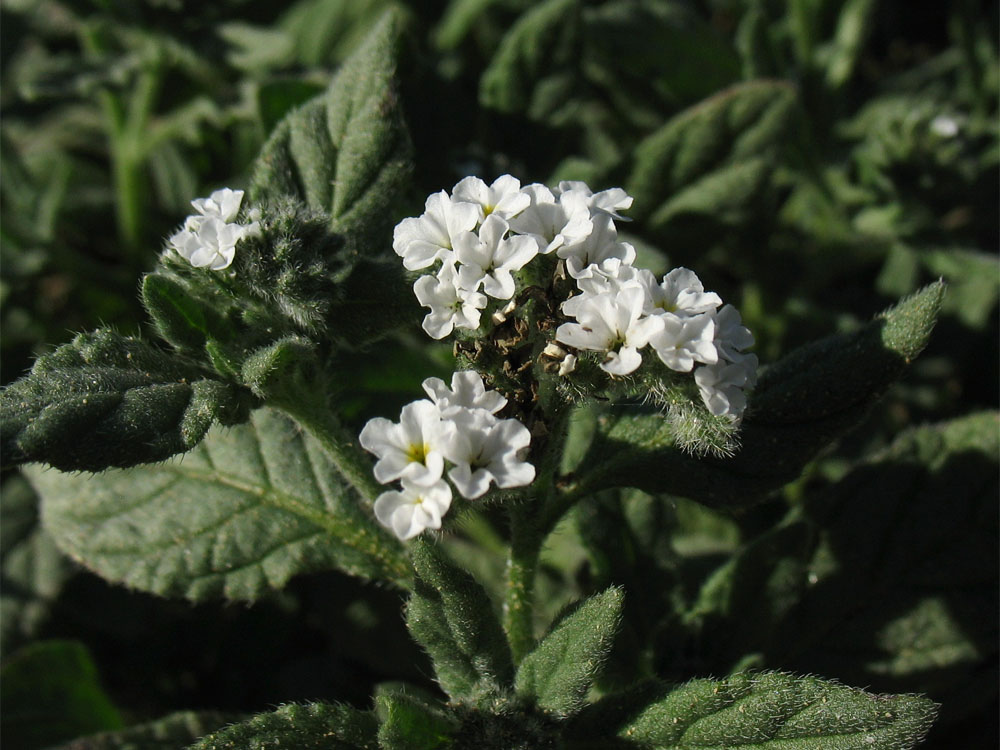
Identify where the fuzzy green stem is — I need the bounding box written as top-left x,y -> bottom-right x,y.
504,504 -> 542,664
503,378 -> 575,663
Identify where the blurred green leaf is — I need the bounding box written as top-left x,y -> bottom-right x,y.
920,247 -> 999,329
583,0 -> 740,119
28,407 -> 411,601
515,586 -> 623,716
189,703 -> 378,750
627,80 -> 796,229
822,0 -> 877,89
434,0 -> 510,51
1,640 -> 124,750
479,0 -> 581,119
0,474 -> 74,655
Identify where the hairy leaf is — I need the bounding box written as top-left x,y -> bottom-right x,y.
583,1 -> 741,114
47,711 -> 239,750
569,672 -> 936,749
375,683 -> 457,750
29,407 -> 410,601
1,640 -> 124,750
0,329 -> 254,472
250,7 -> 413,251
515,586 -> 624,716
405,539 -> 515,704
627,80 -> 796,228
683,411 -> 997,722
1,474 -> 73,655
479,0 -> 581,119
575,282 -> 945,508
189,703 -> 378,750
141,273 -> 226,357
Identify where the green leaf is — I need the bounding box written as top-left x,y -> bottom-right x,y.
920,247 -> 999,329
0,329 -> 255,472
28,407 -> 410,601
627,80 -> 796,229
515,586 -> 624,716
569,672 -> 937,749
405,538 -> 515,704
250,7 -> 414,251
45,711 -> 239,750
434,0 -> 508,51
479,0 -> 581,119
141,273 -> 218,356
582,1 -> 741,120
0,640 -> 124,750
1,474 -> 74,655
684,412 -> 997,722
574,282 -> 945,508
823,0 -> 877,89
189,703 -> 378,750
239,334 -> 316,399
375,683 -> 457,750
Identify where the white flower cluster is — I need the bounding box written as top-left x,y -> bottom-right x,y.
556,264 -> 758,418
393,175 -> 633,340
392,175 -> 758,418
359,371 -> 534,540
168,188 -> 260,270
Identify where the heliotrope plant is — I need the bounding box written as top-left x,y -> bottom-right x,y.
0,11 -> 954,750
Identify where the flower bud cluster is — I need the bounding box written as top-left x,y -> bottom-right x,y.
168,188 -> 261,271
359,371 -> 534,540
392,176 -> 757,418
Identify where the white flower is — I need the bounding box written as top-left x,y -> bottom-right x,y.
393,190 -> 480,271
374,479 -> 452,540
563,259 -> 646,317
649,313 -> 718,372
452,175 -> 531,220
694,355 -> 758,417
422,370 -> 507,417
414,261 -> 488,340
443,409 -> 535,499
506,183 -> 593,254
168,188 -> 260,271
555,181 -> 633,221
643,268 -> 722,317
191,188 -> 245,222
455,214 -> 538,299
555,287 -> 662,376
559,213 -> 636,280
359,400 -> 456,486
711,304 -> 755,362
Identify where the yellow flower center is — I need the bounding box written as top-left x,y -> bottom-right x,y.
406,442 -> 431,465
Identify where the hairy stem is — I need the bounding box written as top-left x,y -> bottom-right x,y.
504,504 -> 542,664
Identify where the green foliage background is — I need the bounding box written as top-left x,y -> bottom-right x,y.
1,0 -> 996,748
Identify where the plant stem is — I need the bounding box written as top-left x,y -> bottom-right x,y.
504,504 -> 541,664
503,376 -> 576,662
